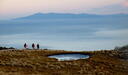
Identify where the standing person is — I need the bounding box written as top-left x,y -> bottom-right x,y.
37,44 -> 40,49
32,43 -> 35,49
24,43 -> 27,49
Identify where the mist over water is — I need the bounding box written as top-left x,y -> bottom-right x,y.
0,17 -> 128,51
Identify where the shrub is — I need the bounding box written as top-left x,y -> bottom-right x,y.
0,46 -> 15,50
114,45 -> 128,51
114,45 -> 128,60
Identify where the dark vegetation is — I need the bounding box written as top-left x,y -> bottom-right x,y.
115,45 -> 128,60
115,45 -> 128,51
0,46 -> 15,50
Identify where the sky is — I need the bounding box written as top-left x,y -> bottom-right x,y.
0,0 -> 128,20
0,0 -> 128,50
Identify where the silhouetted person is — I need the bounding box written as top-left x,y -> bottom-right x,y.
37,44 -> 40,49
24,43 -> 27,49
32,43 -> 35,49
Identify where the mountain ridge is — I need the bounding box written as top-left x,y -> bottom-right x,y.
15,13 -> 128,20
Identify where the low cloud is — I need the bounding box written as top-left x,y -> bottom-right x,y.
0,28 -> 128,50
94,29 -> 128,39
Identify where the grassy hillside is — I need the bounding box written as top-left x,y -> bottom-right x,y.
0,49 -> 127,75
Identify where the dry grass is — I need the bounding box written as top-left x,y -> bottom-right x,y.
0,49 -> 127,75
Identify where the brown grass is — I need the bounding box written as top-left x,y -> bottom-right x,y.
0,49 -> 127,75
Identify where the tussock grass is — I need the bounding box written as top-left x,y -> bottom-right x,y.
0,49 -> 127,75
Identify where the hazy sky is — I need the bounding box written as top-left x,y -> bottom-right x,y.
0,0 -> 128,19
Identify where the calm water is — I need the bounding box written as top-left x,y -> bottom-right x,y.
0,18 -> 128,51
48,53 -> 90,61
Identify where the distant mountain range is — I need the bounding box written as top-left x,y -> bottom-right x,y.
15,13 -> 128,20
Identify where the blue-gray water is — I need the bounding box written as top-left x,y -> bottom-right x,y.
0,17 -> 128,51
48,53 -> 90,61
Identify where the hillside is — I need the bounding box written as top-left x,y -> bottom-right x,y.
0,49 -> 127,75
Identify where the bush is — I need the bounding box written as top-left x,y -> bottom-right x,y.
114,45 -> 128,60
0,46 -> 15,50
114,45 -> 128,51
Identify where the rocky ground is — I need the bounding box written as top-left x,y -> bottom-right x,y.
0,49 -> 127,75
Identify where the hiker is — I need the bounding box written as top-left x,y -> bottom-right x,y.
32,43 -> 35,49
24,43 -> 27,49
37,44 -> 40,49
